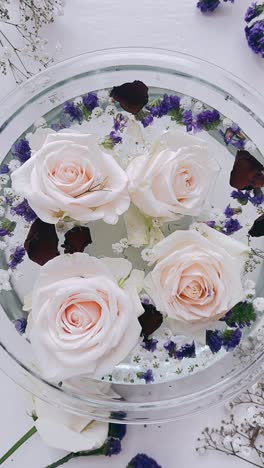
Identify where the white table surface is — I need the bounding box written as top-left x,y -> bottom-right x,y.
0,1 -> 263,467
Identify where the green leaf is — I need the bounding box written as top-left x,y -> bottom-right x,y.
225,302 -> 257,327
82,105 -> 92,121
100,136 -> 114,150
168,108 -> 184,124
1,217 -> 16,233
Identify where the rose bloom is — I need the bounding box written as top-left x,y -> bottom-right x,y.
144,224 -> 249,327
34,397 -> 108,452
30,253 -> 143,380
11,132 -> 130,224
127,130 -> 219,220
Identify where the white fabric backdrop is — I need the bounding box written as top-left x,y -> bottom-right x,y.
0,0 -> 263,466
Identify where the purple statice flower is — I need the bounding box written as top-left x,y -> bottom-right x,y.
196,109 -> 220,130
8,246 -> 25,270
11,139 -> 31,163
230,190 -> 250,205
113,113 -> 127,132
137,369 -> 154,384
127,453 -> 162,468
15,318 -> 27,334
141,338 -> 158,352
0,228 -> 8,237
245,2 -> 264,23
104,437 -> 122,456
141,113 -> 154,128
206,220 -> 216,228
109,131 -> 122,145
0,164 -> 9,174
222,328 -> 242,351
63,101 -> 83,123
197,0 -> 220,12
206,329 -> 222,353
11,199 -> 37,223
148,94 -> 180,118
224,205 -> 242,218
51,113 -> 72,132
182,110 -> 193,132
223,218 -> 242,235
249,192 -> 264,206
82,92 -> 98,111
164,340 -> 177,358
176,341 -> 196,360
245,20 -> 264,57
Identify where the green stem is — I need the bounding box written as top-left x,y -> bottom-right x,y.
0,426 -> 37,465
45,448 -> 103,468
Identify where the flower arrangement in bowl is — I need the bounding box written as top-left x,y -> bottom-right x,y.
0,48 -> 264,424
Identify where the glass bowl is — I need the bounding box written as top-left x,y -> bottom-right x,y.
0,47 -> 264,424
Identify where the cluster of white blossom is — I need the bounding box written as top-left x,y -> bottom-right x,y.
0,0 -> 65,82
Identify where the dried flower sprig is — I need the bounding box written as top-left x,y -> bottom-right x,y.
0,0 -> 65,83
197,381 -> 264,467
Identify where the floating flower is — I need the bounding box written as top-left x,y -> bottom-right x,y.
104,437 -> 122,456
82,92 -> 99,112
11,138 -> 31,163
110,81 -> 148,114
62,226 -> 92,254
14,318 -> 27,334
127,453 -> 162,468
197,0 -> 234,13
63,101 -> 83,123
127,130 -> 219,221
141,337 -> 158,352
30,253 -> 143,380
230,150 -> 264,190
175,341 -> 196,360
144,224 -> 249,332
8,246 -> 25,270
11,199 -> 37,223
24,218 -> 59,265
137,369 -> 154,383
12,132 -> 130,225
222,328 -> 242,351
138,302 -> 163,337
245,3 -> 264,58
206,329 -> 222,353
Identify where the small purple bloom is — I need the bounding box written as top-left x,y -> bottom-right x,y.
148,94 -> 180,118
164,340 -> 177,358
0,228 -> 8,237
223,218 -> 242,235
197,0 -> 220,12
109,131 -> 122,145
11,139 -> 31,163
137,369 -> 154,384
104,437 -> 122,456
0,164 -> 9,174
245,20 -> 264,58
8,246 -> 25,270
176,341 -> 196,360
113,113 -> 127,132
141,113 -> 154,128
82,92 -> 98,111
249,192 -> 264,206
11,199 -> 37,223
245,2 -> 264,23
206,329 -> 222,353
224,205 -> 235,218
196,109 -> 220,130
127,453 -> 162,468
222,328 -> 242,351
182,110 -> 193,132
142,338 -> 158,352
63,101 -> 83,123
15,318 -> 27,334
206,220 -> 216,228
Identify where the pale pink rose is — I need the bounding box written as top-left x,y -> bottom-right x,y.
30,253 -> 143,381
144,224 -> 249,326
127,130 -> 219,220
11,132 -> 130,224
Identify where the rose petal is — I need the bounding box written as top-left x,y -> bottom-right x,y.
63,226 -> 92,253
110,80 -> 149,114
248,214 -> 264,237
138,303 -> 163,337
24,218 -> 59,265
230,150 -> 264,190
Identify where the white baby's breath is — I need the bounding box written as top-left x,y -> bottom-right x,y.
253,297 -> 264,312
0,269 -> 11,291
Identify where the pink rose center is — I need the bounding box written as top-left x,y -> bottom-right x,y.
50,162 -> 92,185
61,300 -> 102,332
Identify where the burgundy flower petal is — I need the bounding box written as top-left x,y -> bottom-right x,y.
110,80 -> 149,114
24,218 -> 59,266
138,303 -> 163,337
62,226 -> 92,254
248,214 -> 264,237
230,150 -> 264,190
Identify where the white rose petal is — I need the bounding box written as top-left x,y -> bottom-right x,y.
30,253 -> 142,380
35,398 -> 108,453
11,132 -> 130,225
124,203 -> 164,248
144,224 -> 249,328
127,130 -> 219,221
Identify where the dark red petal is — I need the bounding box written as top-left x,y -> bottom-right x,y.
230,150 -> 264,190
110,80 -> 149,114
248,214 -> 264,237
24,218 -> 59,266
138,303 -> 163,337
62,226 -> 92,254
